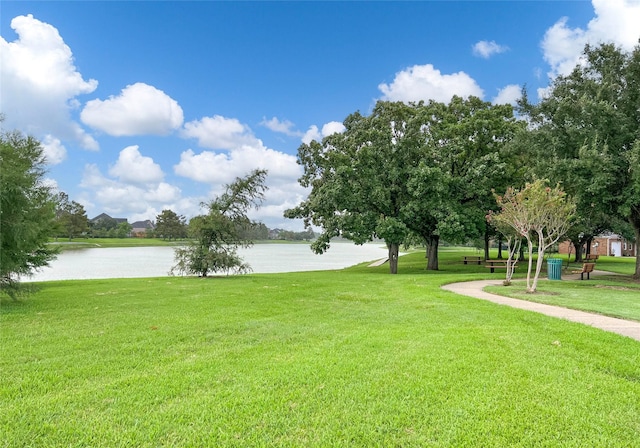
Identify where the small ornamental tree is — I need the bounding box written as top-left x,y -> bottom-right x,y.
171,169 -> 267,277
488,217 -> 522,285
489,180 -> 575,293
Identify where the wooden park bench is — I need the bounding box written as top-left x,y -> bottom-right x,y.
462,255 -> 483,265
572,262 -> 595,280
485,259 -> 518,273
585,254 -> 599,262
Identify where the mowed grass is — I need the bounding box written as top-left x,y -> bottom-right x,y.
486,278 -> 640,321
2,251 -> 640,446
485,257 -> 640,322
49,237 -> 185,249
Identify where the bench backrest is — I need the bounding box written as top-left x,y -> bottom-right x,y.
583,263 -> 595,272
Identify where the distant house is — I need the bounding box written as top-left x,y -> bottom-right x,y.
559,233 -> 637,257
90,213 -> 128,225
268,228 -> 284,239
130,220 -> 155,237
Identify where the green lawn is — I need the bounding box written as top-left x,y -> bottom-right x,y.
484,256 -> 640,322
2,251 -> 639,447
49,237 -> 186,249
49,238 -> 313,250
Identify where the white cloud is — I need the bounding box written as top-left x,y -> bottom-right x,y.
542,0 -> 640,78
260,117 -> 302,137
81,83 -> 184,136
41,135 -> 67,165
175,144 -> 301,185
492,84 -> 522,106
175,114 -> 306,226
301,125 -> 321,145
174,144 -> 308,229
321,121 -> 346,137
80,154 -> 182,221
301,121 -> 346,144
0,14 -> 98,150
108,145 -> 165,185
537,86 -> 553,101
42,178 -> 59,192
181,115 -> 259,150
378,64 -> 484,103
472,40 -> 509,59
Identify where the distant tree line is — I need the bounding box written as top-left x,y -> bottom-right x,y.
46,200 -> 314,242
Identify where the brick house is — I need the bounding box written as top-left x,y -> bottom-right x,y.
130,220 -> 155,237
559,233 -> 637,257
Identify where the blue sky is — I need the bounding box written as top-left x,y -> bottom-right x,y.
2,1 -> 639,229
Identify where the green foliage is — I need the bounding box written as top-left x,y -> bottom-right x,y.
518,42 -> 640,279
237,221 -> 269,240
53,192 -> 89,240
286,98 -> 518,273
115,221 -> 132,238
89,215 -> 119,237
171,169 -> 267,277
154,209 -> 187,240
269,227 -> 314,241
0,129 -> 58,296
286,101 -> 417,274
490,180 -> 576,292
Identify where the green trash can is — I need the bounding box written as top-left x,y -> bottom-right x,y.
547,258 -> 562,280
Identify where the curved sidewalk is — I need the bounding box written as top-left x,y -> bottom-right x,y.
442,276 -> 640,342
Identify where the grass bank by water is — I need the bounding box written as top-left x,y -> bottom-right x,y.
49,238 -> 315,250
49,237 -> 186,249
2,251 -> 639,446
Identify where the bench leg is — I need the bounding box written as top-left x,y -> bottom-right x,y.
587,272 -> 590,280
490,267 -> 495,273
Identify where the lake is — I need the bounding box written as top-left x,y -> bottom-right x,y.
24,243 -> 389,282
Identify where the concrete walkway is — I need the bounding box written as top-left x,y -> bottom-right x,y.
442,271 -> 640,342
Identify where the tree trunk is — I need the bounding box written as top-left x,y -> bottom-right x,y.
426,235 -> 439,270
525,238 -> 534,292
572,238 -> 584,262
585,237 -> 593,256
484,230 -> 490,260
388,243 -> 399,274
497,235 -> 503,259
631,215 -> 640,280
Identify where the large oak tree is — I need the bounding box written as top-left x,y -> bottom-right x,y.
286,98 -> 517,273
519,42 -> 640,279
286,101 -> 419,274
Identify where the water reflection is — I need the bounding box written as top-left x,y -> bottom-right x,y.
25,243 -> 389,282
